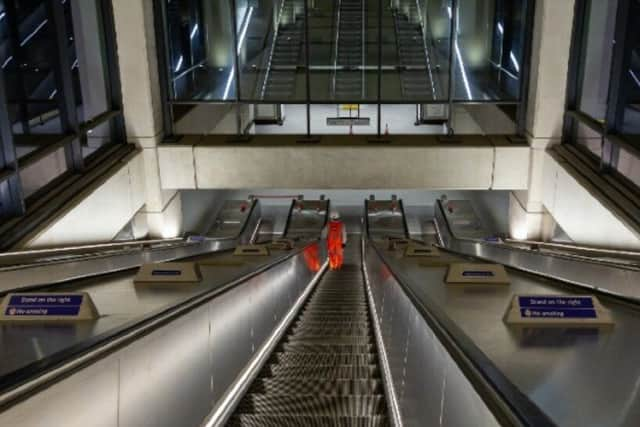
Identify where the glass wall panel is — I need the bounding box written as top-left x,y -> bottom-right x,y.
621,0 -> 640,136
453,0 -> 528,101
166,0 -> 236,100
0,0 -> 60,134
576,0 -> 617,122
575,122 -> 602,159
308,0 -> 377,103
381,0 -> 450,102
83,117 -> 119,159
19,146 -> 68,198
68,0 -> 111,123
616,146 -> 640,187
239,0 -> 307,102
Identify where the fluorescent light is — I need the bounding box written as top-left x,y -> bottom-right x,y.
455,42 -> 473,100
510,51 -> 520,73
237,7 -> 254,53
223,66 -> 235,100
20,19 -> 48,47
2,55 -> 13,69
630,69 -> 640,89
190,24 -> 199,40
175,55 -> 184,72
0,12 -> 6,21
48,89 -> 57,100
497,22 -> 504,35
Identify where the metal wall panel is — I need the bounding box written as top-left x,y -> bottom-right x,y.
0,243 -> 323,426
364,242 -> 499,427
435,200 -> 640,301
0,358 -> 119,427
118,304 -> 213,427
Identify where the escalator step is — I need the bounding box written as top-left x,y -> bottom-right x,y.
294,320 -> 370,328
266,364 -> 380,379
286,336 -> 373,346
270,352 -> 377,366
281,342 -> 374,354
292,327 -> 370,336
251,378 -> 383,396
236,394 -> 387,416
228,414 -> 390,427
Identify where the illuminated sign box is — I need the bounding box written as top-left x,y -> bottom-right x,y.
0,292 -> 98,322
387,238 -> 410,250
504,295 -> 614,327
234,245 -> 270,256
134,262 -> 202,283
446,263 -> 510,285
268,239 -> 294,251
405,244 -> 440,257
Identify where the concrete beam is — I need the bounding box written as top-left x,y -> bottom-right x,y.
157,136 -> 530,190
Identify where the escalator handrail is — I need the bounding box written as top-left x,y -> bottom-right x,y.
435,200 -> 640,272
366,239 -> 556,427
502,238 -> 640,259
0,238 -> 186,259
3,198 -> 259,272
281,199 -> 297,238
0,240 -> 320,410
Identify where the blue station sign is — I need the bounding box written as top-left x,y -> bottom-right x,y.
518,296 -> 597,319
5,294 -> 84,317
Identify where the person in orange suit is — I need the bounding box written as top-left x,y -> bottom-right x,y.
322,211 -> 347,270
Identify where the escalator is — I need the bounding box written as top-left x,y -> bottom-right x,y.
230,244 -> 390,426
393,3 -> 435,100
262,0 -> 305,100
332,0 -> 365,100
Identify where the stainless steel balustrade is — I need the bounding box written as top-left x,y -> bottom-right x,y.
0,242 -> 327,426
363,239 -> 502,427
434,200 -> 640,302
0,199 -> 261,292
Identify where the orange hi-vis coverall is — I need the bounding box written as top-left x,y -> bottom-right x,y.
327,220 -> 345,270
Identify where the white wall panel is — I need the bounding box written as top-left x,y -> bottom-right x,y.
25,153 -> 147,248
541,153 -> 640,249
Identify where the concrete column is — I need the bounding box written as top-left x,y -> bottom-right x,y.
509,0 -> 575,240
112,0 -> 181,238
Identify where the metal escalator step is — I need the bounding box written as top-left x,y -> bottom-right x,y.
281,342 -> 374,354
228,414 -> 390,427
236,394 -> 387,417
266,364 -> 380,379
286,335 -> 372,345
294,318 -> 369,326
298,317 -> 369,324
294,320 -> 370,328
302,308 -> 368,317
289,332 -> 372,342
250,378 -> 383,396
270,352 -> 377,366
308,295 -> 365,300
304,304 -> 368,310
291,329 -> 371,338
